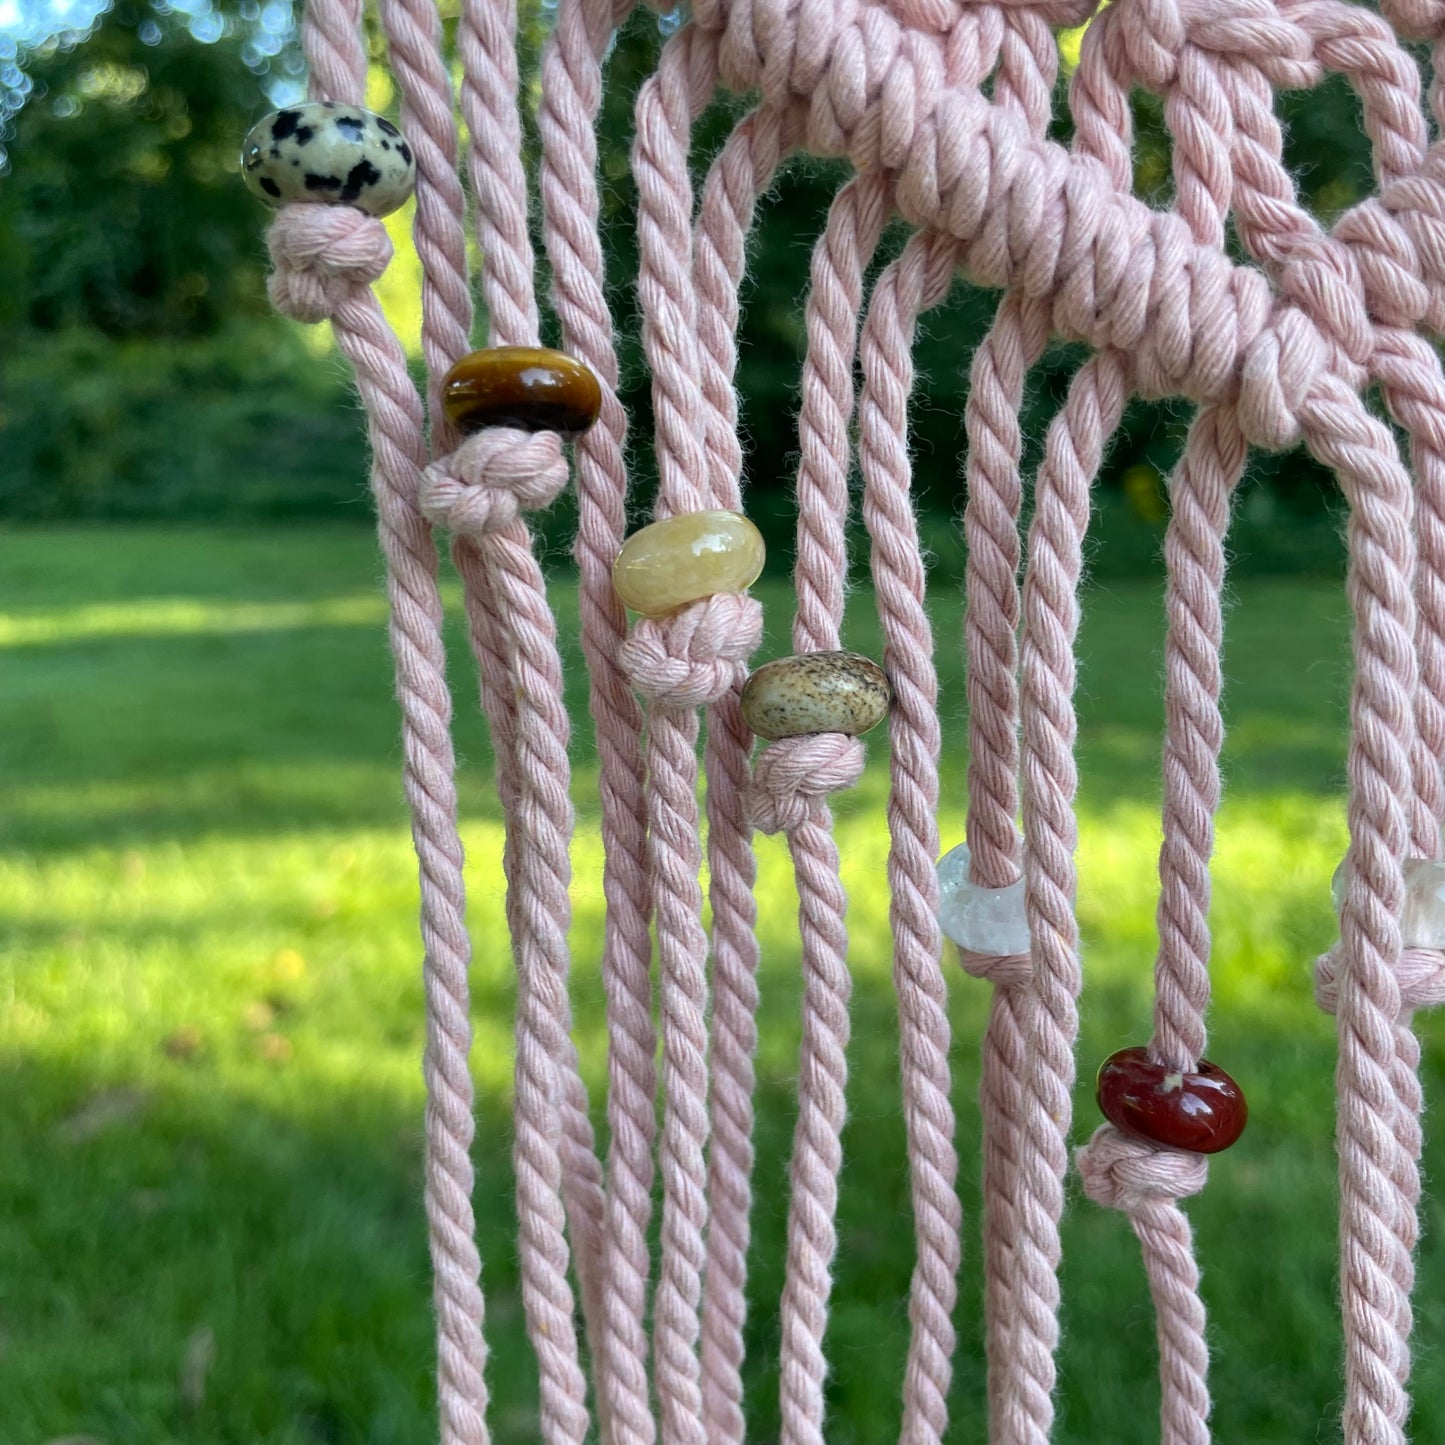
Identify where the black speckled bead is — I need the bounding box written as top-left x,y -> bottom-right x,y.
240,102 -> 415,218
740,651 -> 892,740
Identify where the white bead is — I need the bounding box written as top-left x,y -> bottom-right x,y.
935,841 -> 1029,956
1332,854 -> 1445,948
1404,859 -> 1445,947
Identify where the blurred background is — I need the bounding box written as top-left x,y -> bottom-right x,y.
5,2 -> 1443,1442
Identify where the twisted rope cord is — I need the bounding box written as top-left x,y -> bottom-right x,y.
774,796 -> 855,1445
369,0 -> 494,1435
958,18 -> 1054,1438
1078,401 -> 1249,1445
968,14 -> 1144,1440
302,0 -> 367,104
1012,345 -> 1134,1443
337,296 -> 491,1445
377,0 -> 473,447
338,290 -> 492,1445
1201,10 -> 1426,1338
962,281 -> 1048,1443
1253,14 -> 1438,1312
1195,18 -> 1432,1426
792,173 -> 892,658
447,0 -> 611,1431
1312,370 -> 1420,1445
690,102 -> 792,1444
537,0 -> 657,1438
631,27 -> 728,1445
275,0 -> 1445,1437
858,228 -> 961,1445
686,170 -> 894,1443
1221,10 -> 1430,1309
1068,18 -> 1244,1440
742,165 -> 892,1445
280,4 -> 492,1439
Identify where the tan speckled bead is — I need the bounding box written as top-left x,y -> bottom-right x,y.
612,509 -> 765,616
741,651 -> 892,740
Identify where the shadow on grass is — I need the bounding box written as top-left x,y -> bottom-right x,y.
2,528 -> 1404,1442
8,968 -> 1445,1445
3,574 -> 1354,855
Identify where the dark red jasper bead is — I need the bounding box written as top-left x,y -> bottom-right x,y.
1095,1046 -> 1247,1155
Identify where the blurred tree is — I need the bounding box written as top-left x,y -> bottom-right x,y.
0,0 -> 294,335
0,0 -> 1369,568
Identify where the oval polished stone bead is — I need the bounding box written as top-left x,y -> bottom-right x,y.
441,347 -> 602,440
612,510 -> 765,616
1096,1046 -> 1247,1155
241,102 -> 416,217
740,651 -> 892,740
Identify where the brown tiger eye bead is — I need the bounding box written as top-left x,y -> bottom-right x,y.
1095,1046 -> 1247,1155
441,346 -> 602,439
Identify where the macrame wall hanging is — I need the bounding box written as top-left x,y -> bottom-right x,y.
239,0 -> 1445,1436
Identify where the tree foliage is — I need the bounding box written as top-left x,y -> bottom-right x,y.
2,1 -> 289,335
0,0 -> 1375,561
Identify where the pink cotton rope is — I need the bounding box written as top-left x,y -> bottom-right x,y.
377,0 -> 612,1432
263,0 -> 1445,1437
1065,6 -> 1254,1439
746,163 -> 885,1445
268,1 -> 496,1441
859,226 -> 963,1445
956,13 -> 1053,1441
537,0 -> 659,1440
686,101 -> 800,1445
624,26 -> 763,1445
377,0 -> 613,1435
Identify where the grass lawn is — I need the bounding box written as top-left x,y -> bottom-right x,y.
3,524 -> 1443,1444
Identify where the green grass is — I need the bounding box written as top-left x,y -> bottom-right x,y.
3,524 -> 1443,1444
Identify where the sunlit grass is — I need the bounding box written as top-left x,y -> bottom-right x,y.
0,594 -> 390,647
3,525 -> 1444,1443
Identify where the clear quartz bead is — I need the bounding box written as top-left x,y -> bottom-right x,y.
1333,854 -> 1445,948
935,841 -> 1029,956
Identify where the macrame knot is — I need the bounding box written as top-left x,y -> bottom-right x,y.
1111,0 -> 1185,91
1378,0 -> 1445,39
955,947 -> 1033,987
1075,1124 -> 1209,1212
1333,197 -> 1432,331
1186,0 -> 1316,88
266,205 -> 394,325
619,592 -> 764,708
1275,235 -> 1374,376
419,430 -> 569,537
884,0 -> 1100,34
1237,307 -> 1329,451
1314,946 -> 1445,1014
1029,0 -> 1104,28
746,732 -> 867,834
882,0 -> 959,35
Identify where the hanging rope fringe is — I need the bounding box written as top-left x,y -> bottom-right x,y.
250,0 -> 1445,1436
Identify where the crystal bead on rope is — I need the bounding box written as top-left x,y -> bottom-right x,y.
1332,853 -> 1445,949
935,840 -> 1030,956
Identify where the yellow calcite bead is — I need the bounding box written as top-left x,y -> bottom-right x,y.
612,509 -> 765,616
